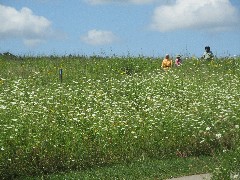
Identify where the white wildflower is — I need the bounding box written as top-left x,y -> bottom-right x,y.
231,172 -> 239,180
0,105 -> 7,109
215,133 -> 222,139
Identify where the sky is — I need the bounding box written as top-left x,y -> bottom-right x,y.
0,0 -> 240,57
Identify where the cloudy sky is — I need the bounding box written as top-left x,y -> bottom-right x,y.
0,0 -> 240,57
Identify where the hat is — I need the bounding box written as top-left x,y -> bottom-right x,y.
176,54 -> 181,58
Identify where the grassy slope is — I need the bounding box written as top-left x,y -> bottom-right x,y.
0,55 -> 239,179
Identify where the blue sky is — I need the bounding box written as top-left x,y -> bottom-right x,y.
0,0 -> 240,57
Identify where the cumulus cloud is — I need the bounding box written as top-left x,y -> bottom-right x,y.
81,29 -> 118,45
0,4 -> 53,46
151,0 -> 240,32
86,0 -> 155,5
23,39 -> 45,47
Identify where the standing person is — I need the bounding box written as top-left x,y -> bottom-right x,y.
175,54 -> 182,66
161,54 -> 173,70
202,46 -> 214,61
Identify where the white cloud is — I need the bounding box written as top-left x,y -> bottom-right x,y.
0,4 -> 53,45
86,0 -> 155,5
151,0 -> 240,32
81,29 -> 118,45
23,39 -> 45,47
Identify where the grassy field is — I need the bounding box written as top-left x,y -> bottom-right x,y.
29,156 -> 219,180
0,55 -> 239,179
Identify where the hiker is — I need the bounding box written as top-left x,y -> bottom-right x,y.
161,54 -> 173,70
175,54 -> 182,66
202,46 -> 214,61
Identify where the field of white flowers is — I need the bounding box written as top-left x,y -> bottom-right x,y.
0,56 -> 239,179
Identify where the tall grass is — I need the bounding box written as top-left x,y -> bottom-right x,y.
0,55 -> 239,179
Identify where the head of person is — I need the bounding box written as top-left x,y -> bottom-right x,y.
205,46 -> 210,52
176,54 -> 181,59
165,54 -> 169,59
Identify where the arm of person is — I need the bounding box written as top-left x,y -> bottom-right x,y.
201,52 -> 206,59
161,60 -> 165,68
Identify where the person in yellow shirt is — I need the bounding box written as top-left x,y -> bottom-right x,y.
161,54 -> 173,70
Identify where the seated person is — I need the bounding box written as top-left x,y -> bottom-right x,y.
202,46 -> 214,60
175,54 -> 182,66
161,54 -> 173,70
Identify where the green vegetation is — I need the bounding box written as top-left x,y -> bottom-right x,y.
0,55 -> 239,179
30,156 -> 219,180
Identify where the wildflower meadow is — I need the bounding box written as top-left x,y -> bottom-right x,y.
0,55 -> 239,179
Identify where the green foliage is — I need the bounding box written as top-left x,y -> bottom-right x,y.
31,156 -> 218,180
212,144 -> 240,180
0,56 -> 240,179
